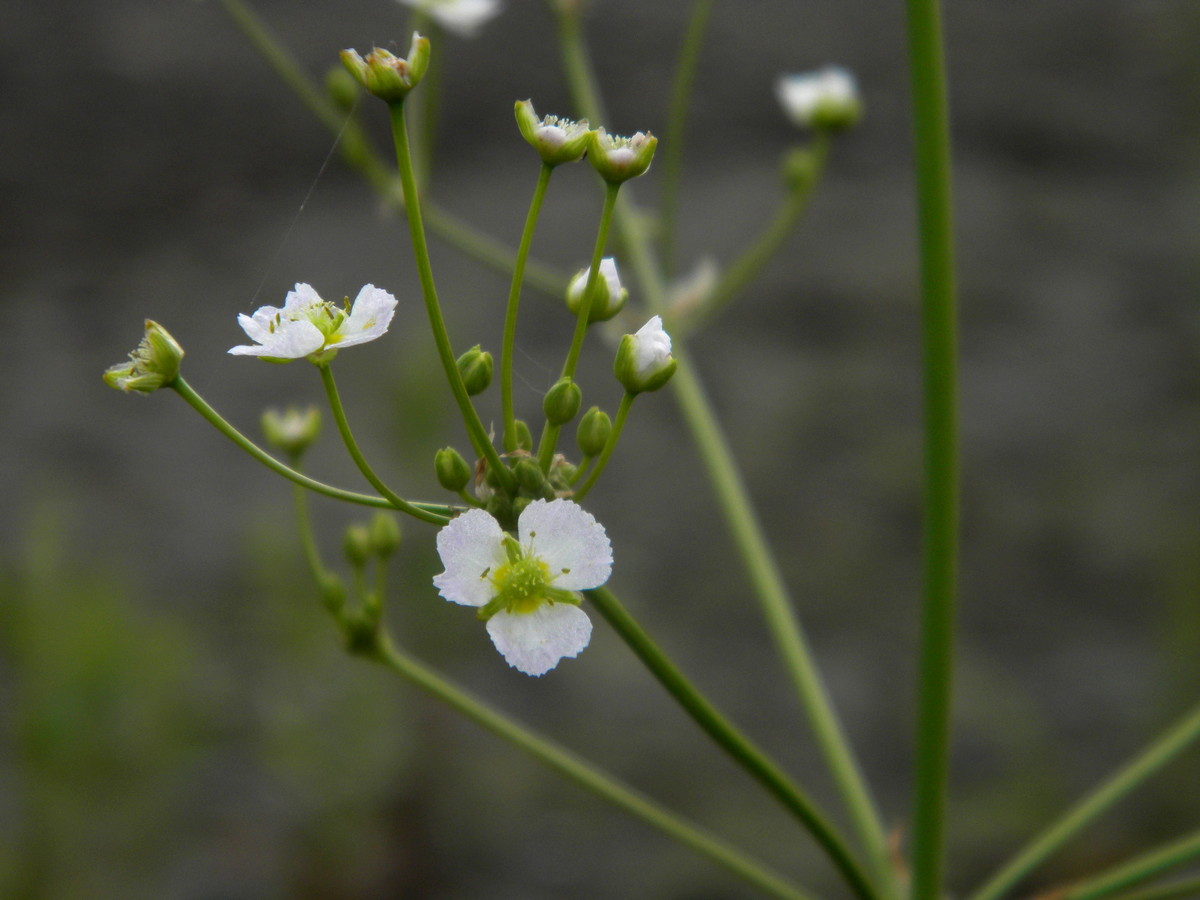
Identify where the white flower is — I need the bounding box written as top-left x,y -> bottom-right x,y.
514,100 -> 590,166
587,127 -> 658,183
776,66 -> 861,129
565,257 -> 628,323
397,0 -> 502,38
614,315 -> 677,394
229,283 -> 397,361
433,499 -> 612,676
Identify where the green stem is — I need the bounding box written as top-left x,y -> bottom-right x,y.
571,392 -> 633,501
171,376 -> 446,513
586,586 -> 881,900
659,0 -> 713,277
216,0 -> 567,300
367,632 -> 819,900
967,700 -> 1200,900
675,135 -> 830,337
1062,830 -> 1200,900
904,0 -> 960,895
387,101 -> 516,494
318,364 -> 448,525
503,163 -> 555,452
1105,876 -> 1200,900
554,12 -> 895,892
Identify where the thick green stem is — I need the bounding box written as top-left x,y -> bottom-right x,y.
318,364 -> 448,525
387,102 -> 516,494
904,0 -> 960,895
367,633 -> 820,900
503,163 -> 554,452
586,586 -> 881,900
659,0 -> 713,277
1062,830 -> 1200,900
967,700 -> 1200,900
571,392 -> 633,502
171,376 -> 453,514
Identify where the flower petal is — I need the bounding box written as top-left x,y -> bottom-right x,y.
335,284 -> 397,348
229,315 -> 325,357
486,604 -> 592,676
518,499 -> 612,591
281,282 -> 324,315
433,508 -> 507,607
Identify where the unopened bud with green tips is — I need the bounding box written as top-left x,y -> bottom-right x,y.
340,34 -> 431,103
456,344 -> 493,396
565,257 -> 628,323
435,446 -> 472,493
261,405 -> 322,458
587,127 -> 658,183
104,320 -> 184,394
576,406 -> 611,457
615,315 -> 677,394
515,100 -> 591,166
343,524 -> 373,567
543,377 -> 582,426
513,457 -> 548,495
513,419 -> 533,452
369,512 -> 402,557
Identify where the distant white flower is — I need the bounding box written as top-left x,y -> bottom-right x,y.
397,0 -> 502,38
433,499 -> 612,676
229,283 -> 397,361
776,66 -> 861,129
614,315 -> 676,394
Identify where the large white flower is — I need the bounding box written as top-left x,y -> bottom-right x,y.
229,283 -> 397,361
433,499 -> 612,676
397,0 -> 502,38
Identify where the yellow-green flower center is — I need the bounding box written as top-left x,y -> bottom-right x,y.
490,555 -> 553,615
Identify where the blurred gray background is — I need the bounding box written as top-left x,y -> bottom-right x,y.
2,1 -> 1199,898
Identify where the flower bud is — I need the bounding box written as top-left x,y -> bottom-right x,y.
340,34 -> 431,103
515,100 -> 591,166
261,405 -> 322,458
543,377 -> 582,426
614,315 -> 677,394
369,512 -> 402,557
776,67 -> 861,131
587,128 -> 658,183
513,457 -> 548,495
456,345 -> 493,395
576,406 -> 611,457
565,257 -> 628,323
512,419 -> 534,453
103,320 -> 184,394
435,446 -> 472,492
343,524 -> 373,567
548,454 -> 577,490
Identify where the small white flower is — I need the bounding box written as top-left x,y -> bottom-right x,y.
566,257 -> 628,323
515,100 -> 590,166
397,0 -> 503,38
433,499 -> 612,676
587,127 -> 658,183
614,315 -> 676,394
776,66 -> 861,129
229,283 -> 397,361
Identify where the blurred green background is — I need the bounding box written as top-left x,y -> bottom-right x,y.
2,1 -> 1199,897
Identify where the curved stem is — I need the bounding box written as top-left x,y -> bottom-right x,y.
387,101 -> 516,494
967,700 -> 1200,900
503,163 -> 554,452
586,586 -> 881,900
1061,830 -> 1200,900
367,632 -> 820,900
318,364 -> 448,525
571,391 -> 633,502
904,0 -> 960,894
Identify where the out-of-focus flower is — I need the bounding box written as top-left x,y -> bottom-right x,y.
776,66 -> 861,130
397,0 -> 502,38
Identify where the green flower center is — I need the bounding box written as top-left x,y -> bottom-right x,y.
476,537 -> 580,621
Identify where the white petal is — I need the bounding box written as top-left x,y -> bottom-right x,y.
229,316 -> 324,357
432,509 -> 507,607
424,0 -> 502,38
598,257 -> 622,295
335,284 -> 397,348
632,315 -> 672,376
518,499 -> 612,591
282,282 -> 324,315
486,604 -> 592,676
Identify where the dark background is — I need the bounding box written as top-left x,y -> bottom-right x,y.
2,1 -> 1199,898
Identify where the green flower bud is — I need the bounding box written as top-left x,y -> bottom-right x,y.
261,405 -> 322,458
369,512 -> 402,557
343,524 -> 373,567
511,496 -> 532,520
457,345 -> 493,396
513,419 -> 534,453
587,127 -> 658,183
515,100 -> 591,166
435,446 -> 472,493
614,315 -> 676,394
340,34 -> 431,103
576,406 -> 611,457
104,320 -> 184,394
565,257 -> 628,324
513,457 -> 548,495
548,454 -> 577,491
543,377 -> 582,426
